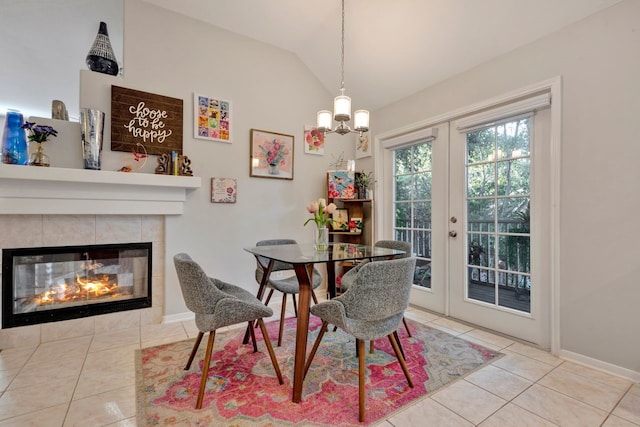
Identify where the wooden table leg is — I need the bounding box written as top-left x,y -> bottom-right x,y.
291,263 -> 313,403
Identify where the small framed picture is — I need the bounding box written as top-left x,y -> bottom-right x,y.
304,125 -> 325,155
356,132 -> 371,159
350,217 -> 363,232
211,177 -> 237,203
332,208 -> 349,231
250,129 -> 294,180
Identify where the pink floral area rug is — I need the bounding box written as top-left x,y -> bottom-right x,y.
135,316 -> 501,426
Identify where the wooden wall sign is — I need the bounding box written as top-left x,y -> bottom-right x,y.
111,85 -> 183,156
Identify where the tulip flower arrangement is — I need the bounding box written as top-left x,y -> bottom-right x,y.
304,198 -> 337,229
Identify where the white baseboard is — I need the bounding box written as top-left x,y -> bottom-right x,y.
163,311 -> 194,324
559,349 -> 640,382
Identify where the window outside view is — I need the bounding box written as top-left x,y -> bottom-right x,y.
466,117 -> 531,313
393,142 -> 433,288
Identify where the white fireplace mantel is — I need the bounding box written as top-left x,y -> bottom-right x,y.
0,164 -> 201,215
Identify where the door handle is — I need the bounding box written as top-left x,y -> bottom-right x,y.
449,230 -> 457,238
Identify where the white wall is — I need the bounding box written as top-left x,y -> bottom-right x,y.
113,1 -> 350,317
371,0 -> 640,374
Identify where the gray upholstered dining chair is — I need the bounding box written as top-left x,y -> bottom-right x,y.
174,253 -> 284,409
254,239 -> 323,346
304,257 -> 417,423
339,240 -> 414,337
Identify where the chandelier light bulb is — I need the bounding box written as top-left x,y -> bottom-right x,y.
354,110 -> 369,132
333,94 -> 351,122
317,110 -> 332,132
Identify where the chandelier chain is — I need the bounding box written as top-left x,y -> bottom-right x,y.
340,0 -> 345,91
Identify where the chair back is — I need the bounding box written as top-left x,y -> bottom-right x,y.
255,239 -> 297,272
337,257 -> 416,321
375,240 -> 411,259
174,253 -> 226,314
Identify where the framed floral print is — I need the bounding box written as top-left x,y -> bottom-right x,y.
250,129 -> 294,180
304,125 -> 325,155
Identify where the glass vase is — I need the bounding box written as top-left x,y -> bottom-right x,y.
29,142 -> 50,167
314,226 -> 329,251
1,110 -> 28,165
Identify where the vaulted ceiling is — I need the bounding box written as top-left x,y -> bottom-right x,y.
142,0 -> 623,111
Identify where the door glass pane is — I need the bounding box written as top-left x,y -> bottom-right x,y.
393,142 -> 433,289
412,201 -> 431,226
413,143 -> 432,171
496,119 -> 530,159
466,117 -> 531,313
467,127 -> 495,163
414,171 -> 432,200
467,163 -> 496,197
395,175 -> 412,201
467,198 -> 495,230
395,202 -> 411,228
394,147 -> 411,174
497,158 -> 530,196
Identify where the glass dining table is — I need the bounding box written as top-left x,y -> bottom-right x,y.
244,242 -> 405,403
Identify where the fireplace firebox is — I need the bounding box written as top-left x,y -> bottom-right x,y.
2,242 -> 152,328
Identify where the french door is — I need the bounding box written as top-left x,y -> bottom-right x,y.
380,94 -> 553,347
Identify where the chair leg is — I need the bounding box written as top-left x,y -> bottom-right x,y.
303,321 -> 328,378
388,333 -> 413,388
257,318 -> 284,384
264,289 -> 274,306
185,331 -> 204,370
369,340 -> 375,354
402,316 -> 412,337
393,330 -> 406,361
278,294 -> 287,347
357,338 -> 366,423
292,293 -> 298,317
311,289 -> 319,304
249,321 -> 258,353
196,331 -> 216,409
255,289 -> 275,330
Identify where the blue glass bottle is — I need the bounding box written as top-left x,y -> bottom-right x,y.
2,110 -> 29,165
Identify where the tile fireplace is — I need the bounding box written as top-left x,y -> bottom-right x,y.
2,242 -> 152,328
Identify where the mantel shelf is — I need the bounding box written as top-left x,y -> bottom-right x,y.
0,164 -> 201,215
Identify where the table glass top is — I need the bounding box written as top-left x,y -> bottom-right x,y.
244,243 -> 404,264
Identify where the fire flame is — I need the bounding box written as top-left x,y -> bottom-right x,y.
34,274 -> 123,305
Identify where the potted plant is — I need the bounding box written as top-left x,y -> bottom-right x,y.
355,170 -> 373,199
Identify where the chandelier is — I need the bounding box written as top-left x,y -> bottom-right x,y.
316,0 -> 369,136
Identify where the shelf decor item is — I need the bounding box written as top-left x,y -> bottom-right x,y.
80,108 -> 105,170
86,21 -> 119,76
1,110 -> 29,165
355,170 -> 373,199
304,198 -> 337,251
22,120 -> 58,167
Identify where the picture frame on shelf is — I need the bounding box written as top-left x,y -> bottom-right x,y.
249,129 -> 294,180
332,208 -> 349,231
349,217 -> 363,233
327,170 -> 355,199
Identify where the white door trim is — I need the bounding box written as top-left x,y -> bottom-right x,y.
374,76 -> 562,355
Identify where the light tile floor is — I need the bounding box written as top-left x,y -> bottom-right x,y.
0,303 -> 638,426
